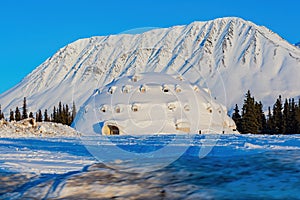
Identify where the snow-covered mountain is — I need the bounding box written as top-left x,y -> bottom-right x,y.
1,17 -> 300,114
296,42 -> 300,48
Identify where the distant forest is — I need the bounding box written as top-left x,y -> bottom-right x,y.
232,90 -> 300,134
0,97 -> 76,126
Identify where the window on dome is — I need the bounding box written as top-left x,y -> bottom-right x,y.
122,85 -> 131,93
100,105 -> 107,113
162,85 -> 169,93
175,85 -> 182,93
115,106 -> 121,113
131,104 -> 139,112
108,86 -> 116,94
140,85 -> 146,93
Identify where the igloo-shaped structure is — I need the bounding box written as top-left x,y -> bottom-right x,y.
73,73 -> 237,135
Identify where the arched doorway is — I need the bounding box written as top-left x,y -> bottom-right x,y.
102,124 -> 120,135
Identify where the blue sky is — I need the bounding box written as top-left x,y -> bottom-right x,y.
0,0 -> 299,94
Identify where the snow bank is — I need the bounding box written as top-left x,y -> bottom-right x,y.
0,118 -> 80,138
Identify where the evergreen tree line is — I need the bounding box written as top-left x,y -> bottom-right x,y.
0,97 -> 76,126
232,90 -> 300,134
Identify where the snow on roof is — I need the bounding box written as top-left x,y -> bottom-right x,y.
73,73 -> 237,135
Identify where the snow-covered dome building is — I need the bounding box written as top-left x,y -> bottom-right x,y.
73,73 -> 237,135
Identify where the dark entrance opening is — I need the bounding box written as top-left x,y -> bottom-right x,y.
107,125 -> 120,135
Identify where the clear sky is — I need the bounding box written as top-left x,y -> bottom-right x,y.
0,0 -> 299,94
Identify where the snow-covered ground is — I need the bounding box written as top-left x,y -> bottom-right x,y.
0,137 -> 95,174
0,118 -> 299,199
0,133 -> 300,199
0,119 -> 94,174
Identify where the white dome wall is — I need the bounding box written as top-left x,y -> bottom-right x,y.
74,73 -> 237,135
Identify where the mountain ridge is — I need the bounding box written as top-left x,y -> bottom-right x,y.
1,17 -> 300,114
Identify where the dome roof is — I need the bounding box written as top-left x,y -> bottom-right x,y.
74,73 -> 236,135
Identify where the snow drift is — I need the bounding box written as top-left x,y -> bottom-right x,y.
0,118 -> 80,138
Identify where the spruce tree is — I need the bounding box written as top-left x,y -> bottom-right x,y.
9,109 -> 14,122
295,99 -> 300,134
37,109 -> 43,122
289,98 -> 298,134
36,112 -> 39,122
62,104 -> 67,125
52,106 -> 57,123
273,95 -> 283,134
282,99 -> 289,134
44,109 -> 50,122
255,101 -> 266,134
15,107 -> 21,121
241,90 -> 259,134
29,112 -> 34,119
39,110 -> 43,122
71,101 -> 76,123
65,104 -> 70,125
266,106 -> 275,134
232,104 -> 242,132
58,102 -> 62,123
22,97 -> 28,119
0,105 -> 4,120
